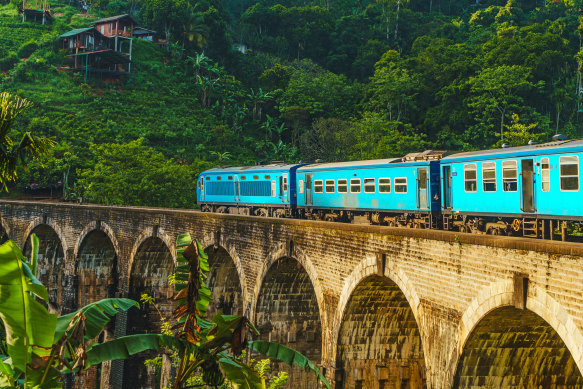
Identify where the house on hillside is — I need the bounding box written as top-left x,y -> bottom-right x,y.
19,0 -> 51,24
59,14 -> 137,81
132,27 -> 156,42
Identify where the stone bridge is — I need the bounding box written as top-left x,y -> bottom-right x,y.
0,200 -> 582,389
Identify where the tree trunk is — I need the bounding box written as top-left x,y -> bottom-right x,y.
394,0 -> 401,41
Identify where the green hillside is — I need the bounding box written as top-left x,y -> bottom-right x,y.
1,0 -> 583,207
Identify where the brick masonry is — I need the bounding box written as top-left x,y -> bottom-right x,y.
0,200 -> 582,388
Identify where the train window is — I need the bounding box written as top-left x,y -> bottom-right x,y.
394,178 -> 407,193
314,180 -> 324,193
350,178 -> 361,193
325,179 -> 335,193
265,175 -> 270,179
228,176 -> 233,180
206,176 -> 210,180
379,178 -> 391,193
482,162 -> 496,192
283,176 -> 288,191
464,164 -> 477,192
338,179 -> 348,193
541,158 -> 550,192
241,176 -> 246,180
364,178 -> 375,193
502,161 -> 518,192
560,156 -> 579,191
299,180 -> 304,194
253,175 -> 259,180
217,176 -> 222,180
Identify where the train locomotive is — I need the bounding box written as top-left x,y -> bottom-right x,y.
196,139 -> 583,240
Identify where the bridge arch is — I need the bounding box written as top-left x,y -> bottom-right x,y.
333,254 -> 426,388
74,221 -> 120,263
0,215 -> 12,243
22,221 -> 67,314
124,234 -> 175,388
455,280 -> 583,387
204,244 -> 244,318
73,222 -> 120,389
128,227 -> 176,274
200,235 -> 250,316
22,217 -> 69,255
253,243 -> 324,387
252,242 -> 326,325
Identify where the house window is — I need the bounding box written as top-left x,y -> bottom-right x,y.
350,178 -> 361,193
394,178 -> 407,193
338,179 -> 348,193
364,178 -> 375,193
560,155 -> 579,191
482,162 -> 496,192
541,158 -> 550,192
314,180 -> 323,193
109,23 -> 112,34
502,161 -> 518,192
325,179 -> 335,193
379,178 -> 391,193
464,164 -> 477,192
101,25 -> 105,34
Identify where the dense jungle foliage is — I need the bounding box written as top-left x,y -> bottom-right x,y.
1,0 -> 583,207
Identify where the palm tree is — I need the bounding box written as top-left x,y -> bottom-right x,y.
0,92 -> 55,190
181,5 -> 209,51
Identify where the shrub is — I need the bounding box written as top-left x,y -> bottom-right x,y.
17,40 -> 39,58
0,51 -> 18,71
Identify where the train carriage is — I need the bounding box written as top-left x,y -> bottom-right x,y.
296,158 -> 441,226
440,139 -> 583,235
196,163 -> 305,217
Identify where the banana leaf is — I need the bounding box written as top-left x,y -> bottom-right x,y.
217,354 -> 263,389
0,239 -> 57,373
82,334 -> 185,369
55,298 -> 138,344
248,340 -> 331,389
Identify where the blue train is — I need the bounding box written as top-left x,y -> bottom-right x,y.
196,139 -> 583,240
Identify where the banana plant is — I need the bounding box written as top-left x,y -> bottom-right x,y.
82,233 -> 331,388
0,235 -> 140,388
0,233 -> 331,388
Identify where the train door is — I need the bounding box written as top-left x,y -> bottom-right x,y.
198,177 -> 205,201
282,173 -> 289,203
234,175 -> 240,202
442,166 -> 452,209
305,174 -> 313,206
417,168 -> 429,209
521,159 -> 535,213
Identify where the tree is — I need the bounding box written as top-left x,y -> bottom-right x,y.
468,65 -> 543,145
77,139 -> 195,208
366,51 -> 419,122
0,92 -> 54,191
139,0 -> 189,42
